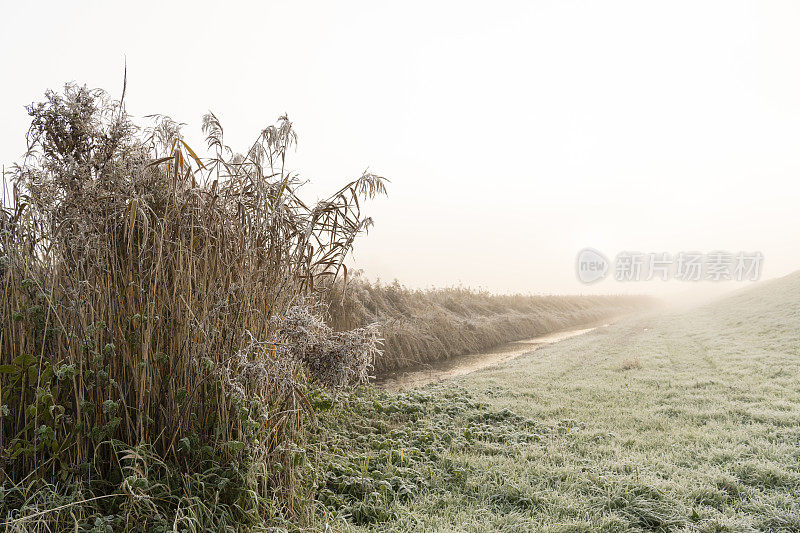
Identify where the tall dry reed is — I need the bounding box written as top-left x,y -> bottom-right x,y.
0,84 -> 383,524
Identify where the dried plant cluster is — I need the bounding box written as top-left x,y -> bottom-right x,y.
271,304 -> 381,389
0,84 -> 384,524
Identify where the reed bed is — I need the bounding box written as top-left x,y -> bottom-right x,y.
328,277 -> 655,373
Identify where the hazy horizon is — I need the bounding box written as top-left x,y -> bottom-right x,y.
2,0 -> 799,297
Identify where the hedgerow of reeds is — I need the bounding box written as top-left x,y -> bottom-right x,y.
0,83 -> 384,530
328,275 -> 654,373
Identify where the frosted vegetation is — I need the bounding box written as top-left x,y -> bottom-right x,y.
0,83 -> 384,529
2,83 -> 772,533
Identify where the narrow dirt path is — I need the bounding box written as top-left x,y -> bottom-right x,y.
375,325 -> 606,391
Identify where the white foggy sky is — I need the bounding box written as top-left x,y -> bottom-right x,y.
2,1 -> 799,295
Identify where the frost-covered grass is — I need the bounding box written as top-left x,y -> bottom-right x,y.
313,272 -> 800,532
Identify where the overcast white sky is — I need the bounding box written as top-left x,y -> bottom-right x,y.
2,1 -> 799,295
